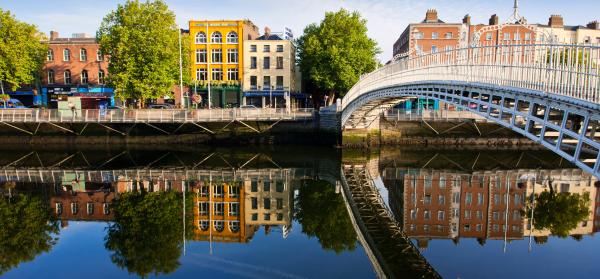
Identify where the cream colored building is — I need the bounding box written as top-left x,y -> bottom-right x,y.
537,15 -> 600,44
242,27 -> 303,109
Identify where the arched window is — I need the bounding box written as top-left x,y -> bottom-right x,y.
214,220 -> 224,232
226,31 -> 238,43
47,49 -> 54,61
47,70 -> 55,84
80,48 -> 87,61
211,31 -> 222,43
229,221 -> 240,233
195,32 -> 207,44
64,70 -> 71,84
63,49 -> 70,62
199,220 -> 209,231
98,70 -> 105,84
81,70 -> 88,84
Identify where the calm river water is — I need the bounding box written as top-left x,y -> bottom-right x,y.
0,146 -> 598,278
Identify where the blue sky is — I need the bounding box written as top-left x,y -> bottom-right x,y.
2,0 -> 598,61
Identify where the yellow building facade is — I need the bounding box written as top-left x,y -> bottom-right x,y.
188,20 -> 259,107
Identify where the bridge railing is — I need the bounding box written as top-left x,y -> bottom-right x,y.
383,108 -> 487,122
342,43 -> 600,110
0,108 -> 315,123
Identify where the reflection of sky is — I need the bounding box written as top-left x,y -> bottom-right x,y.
1,221 -> 375,279
417,236 -> 600,279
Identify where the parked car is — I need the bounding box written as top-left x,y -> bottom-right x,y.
148,104 -> 174,109
0,99 -> 26,109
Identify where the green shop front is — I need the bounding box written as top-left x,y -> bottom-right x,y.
189,82 -> 242,108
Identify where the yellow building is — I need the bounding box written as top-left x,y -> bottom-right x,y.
188,20 -> 259,108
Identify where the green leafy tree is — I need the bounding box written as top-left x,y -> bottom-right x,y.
527,182 -> 590,238
0,9 -> 47,94
294,180 -> 357,253
0,194 -> 59,275
297,9 -> 380,106
105,190 -> 192,277
97,0 -> 189,106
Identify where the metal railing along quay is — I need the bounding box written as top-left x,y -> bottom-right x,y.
0,108 -> 315,123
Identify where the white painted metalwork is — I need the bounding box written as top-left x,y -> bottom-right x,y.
0,108 -> 314,123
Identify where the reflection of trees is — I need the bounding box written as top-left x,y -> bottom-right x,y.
294,180 -> 357,253
105,190 -> 192,277
0,193 -> 59,275
528,184 -> 590,238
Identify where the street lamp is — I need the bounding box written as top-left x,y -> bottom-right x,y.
270,85 -> 274,109
178,27 -> 184,108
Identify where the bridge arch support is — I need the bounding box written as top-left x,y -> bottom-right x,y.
341,81 -> 600,178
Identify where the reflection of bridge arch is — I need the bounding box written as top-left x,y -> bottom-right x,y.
340,43 -> 600,177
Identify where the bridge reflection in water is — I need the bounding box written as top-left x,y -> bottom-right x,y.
2,147 -> 598,278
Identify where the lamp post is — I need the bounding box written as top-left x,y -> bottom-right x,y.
270,85 -> 274,109
178,28 -> 184,108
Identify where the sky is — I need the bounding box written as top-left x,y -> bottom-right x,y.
2,0 -> 599,61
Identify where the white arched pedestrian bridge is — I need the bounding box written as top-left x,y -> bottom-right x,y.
340,43 -> 600,178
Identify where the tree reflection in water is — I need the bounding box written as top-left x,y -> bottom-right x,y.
527,182 -> 590,238
105,190 -> 191,277
0,186 -> 59,275
294,180 -> 357,254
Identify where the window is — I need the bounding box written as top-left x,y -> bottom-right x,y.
276,181 -> 284,192
492,211 -> 499,220
263,56 -> 270,69
55,202 -> 62,214
212,68 -> 222,80
211,49 -> 222,63
103,203 -> 110,215
414,32 -> 424,39
476,210 -> 483,220
211,31 -> 222,43
250,76 -> 257,90
438,211 -> 445,220
424,194 -> 432,205
503,33 -> 510,41
97,50 -> 103,61
250,45 -> 257,52
215,202 -> 224,216
195,32 -> 207,44
464,224 -> 471,232
525,33 -> 531,41
199,202 -> 209,215
424,225 -> 430,232
84,203 -> 93,215
513,210 -> 520,220
228,185 -> 239,197
494,194 -> 500,204
452,192 -> 460,203
514,33 -> 520,41
452,208 -> 459,218
250,56 -> 257,69
264,181 -> 271,191
263,45 -> 270,52
229,221 -> 240,232
200,185 -> 209,196
251,180 -> 258,192
79,48 -> 87,61
276,76 -> 283,90
424,210 -> 431,220
98,70 -> 105,84
264,198 -> 271,210
465,193 -> 472,205
214,220 -> 224,232
227,48 -> 238,63
476,224 -> 482,232
263,76 -> 271,89
63,49 -> 70,61
276,198 -> 283,209
47,70 -> 55,84
276,56 -> 284,69
195,49 -> 207,63
445,45 -> 453,51
251,197 -> 258,209
276,45 -> 284,52
486,33 -> 493,41
453,176 -> 461,187
277,213 -> 283,221
47,49 -> 54,61
477,193 -> 483,205
464,210 -> 471,219
439,176 -> 446,188
196,68 -> 207,80
229,203 -> 240,216
251,213 -> 258,221
410,209 -> 417,220
71,202 -> 78,214
213,184 -> 224,197
438,195 -> 445,205
425,175 -> 432,189
199,220 -> 209,231
64,70 -> 71,84
431,32 -> 439,39
264,213 -> 271,221
445,32 -> 452,39
81,70 -> 88,84
226,31 -> 238,43
227,68 -> 238,80
514,193 -> 521,205
431,45 -> 438,53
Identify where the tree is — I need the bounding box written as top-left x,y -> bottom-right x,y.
527,182 -> 590,238
294,180 -> 357,253
97,0 -> 188,106
0,9 -> 47,94
297,9 -> 380,106
0,194 -> 59,275
105,190 -> 190,277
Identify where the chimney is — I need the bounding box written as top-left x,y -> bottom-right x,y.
50,31 -> 59,40
264,26 -> 271,38
425,9 -> 438,23
489,14 -> 499,25
463,14 -> 471,25
548,15 -> 564,28
587,20 -> 600,30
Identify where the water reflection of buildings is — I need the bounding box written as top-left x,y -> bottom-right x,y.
384,168 -> 599,249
